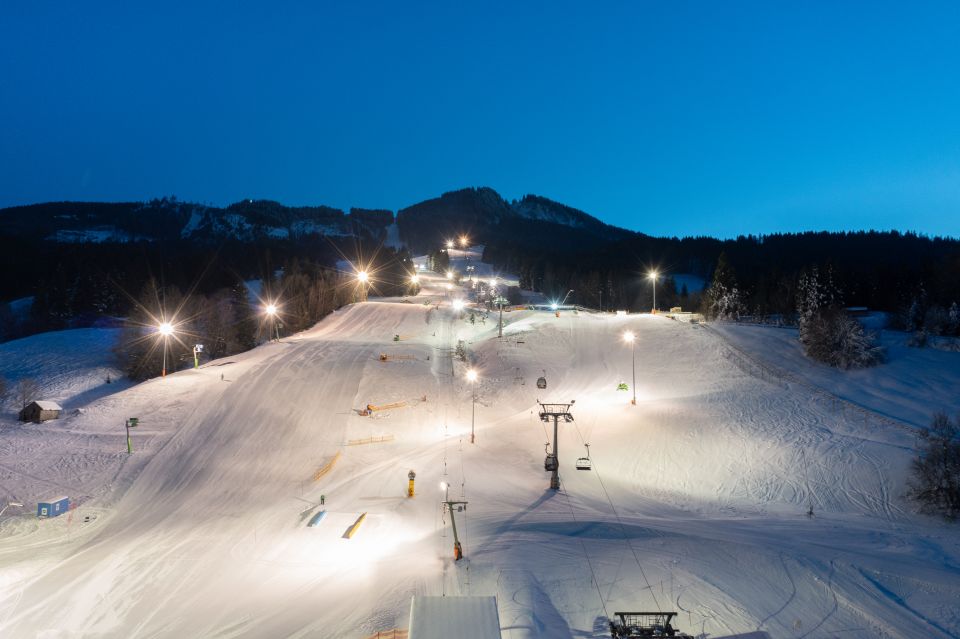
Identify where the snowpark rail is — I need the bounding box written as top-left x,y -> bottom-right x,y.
701,321 -> 920,435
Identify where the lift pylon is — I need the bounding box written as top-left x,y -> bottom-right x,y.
537,401 -> 575,490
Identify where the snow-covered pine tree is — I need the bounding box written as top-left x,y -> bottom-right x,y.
703,252 -> 743,320
796,266 -> 840,344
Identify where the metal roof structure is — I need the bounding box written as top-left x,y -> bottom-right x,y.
408,596 -> 502,639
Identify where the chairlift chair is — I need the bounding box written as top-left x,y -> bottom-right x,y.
576,443 -> 592,471
537,376 -> 547,389
544,453 -> 558,472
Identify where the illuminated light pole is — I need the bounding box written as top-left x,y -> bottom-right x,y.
648,271 -> 659,312
466,369 -> 478,443
410,274 -> 420,285
193,344 -> 204,368
459,235 -> 469,248
356,270 -> 369,302
623,331 -> 636,405
446,240 -> 454,250
452,298 -> 465,318
158,322 -> 174,377
265,303 -> 280,341
408,470 -> 416,497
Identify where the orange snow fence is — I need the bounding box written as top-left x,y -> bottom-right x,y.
346,435 -> 395,446
362,631 -> 408,639
343,512 -> 367,539
313,451 -> 341,481
366,401 -> 408,412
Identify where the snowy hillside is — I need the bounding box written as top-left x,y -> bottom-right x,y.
0,328 -> 130,414
0,255 -> 958,638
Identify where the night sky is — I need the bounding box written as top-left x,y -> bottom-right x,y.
3,1 -> 960,238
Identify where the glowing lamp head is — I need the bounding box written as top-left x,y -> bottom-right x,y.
459,235 -> 468,247
452,299 -> 465,311
446,270 -> 454,280
265,304 -> 277,316
550,302 -> 559,311
623,330 -> 635,344
446,240 -> 454,249
648,271 -> 659,281
466,369 -> 478,382
410,274 -> 420,285
489,278 -> 497,288
356,270 -> 369,283
158,322 -> 174,336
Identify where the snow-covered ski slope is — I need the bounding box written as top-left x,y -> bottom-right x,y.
1,253 -> 959,638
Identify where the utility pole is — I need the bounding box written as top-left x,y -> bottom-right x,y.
443,500 -> 468,560
538,401 -> 575,490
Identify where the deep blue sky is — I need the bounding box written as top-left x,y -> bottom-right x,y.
3,1 -> 960,238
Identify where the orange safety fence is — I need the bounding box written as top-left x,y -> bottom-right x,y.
346,435 -> 395,446
362,630 -> 408,639
313,451 -> 342,481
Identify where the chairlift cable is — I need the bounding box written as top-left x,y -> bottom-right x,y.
557,475 -> 610,620
572,416 -> 663,612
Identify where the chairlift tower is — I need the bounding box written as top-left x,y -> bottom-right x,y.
538,401 -> 575,490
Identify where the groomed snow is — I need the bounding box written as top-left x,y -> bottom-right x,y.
0,257 -> 958,638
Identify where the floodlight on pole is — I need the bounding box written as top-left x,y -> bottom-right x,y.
648,271 -> 659,312
459,235 -> 469,248
623,330 -> 636,405
158,322 -> 174,377
410,274 -> 420,285
264,303 -> 281,341
356,270 -> 370,302
446,270 -> 454,280
466,369 -> 478,443
446,240 -> 454,250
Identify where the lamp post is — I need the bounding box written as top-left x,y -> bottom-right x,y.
648,271 -> 659,312
623,331 -> 636,405
265,304 -> 280,341
158,322 -> 173,377
356,270 -> 369,302
466,369 -> 478,443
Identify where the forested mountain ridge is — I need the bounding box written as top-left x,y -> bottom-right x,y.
3,187 -> 960,344
0,198 -> 392,244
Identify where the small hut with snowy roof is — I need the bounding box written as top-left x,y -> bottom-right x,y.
19,400 -> 62,423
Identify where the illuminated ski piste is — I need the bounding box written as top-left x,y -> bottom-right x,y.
1,251 -> 959,638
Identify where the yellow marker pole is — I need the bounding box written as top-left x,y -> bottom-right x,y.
408,470 -> 416,497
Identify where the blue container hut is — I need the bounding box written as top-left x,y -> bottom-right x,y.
37,496 -> 69,518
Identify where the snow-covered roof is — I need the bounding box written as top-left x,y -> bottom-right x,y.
408,596 -> 501,639
33,401 -> 62,411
